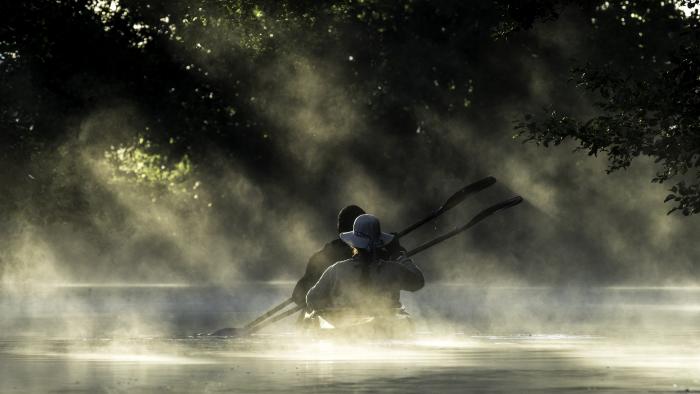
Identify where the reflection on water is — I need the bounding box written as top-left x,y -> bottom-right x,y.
1,335 -> 699,393
1,284 -> 699,392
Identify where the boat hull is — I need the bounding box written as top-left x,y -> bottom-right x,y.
302,309 -> 415,339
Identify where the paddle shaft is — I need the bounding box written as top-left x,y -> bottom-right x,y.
243,298 -> 294,329
245,305 -> 304,334
406,196 -> 523,258
396,176 -> 495,237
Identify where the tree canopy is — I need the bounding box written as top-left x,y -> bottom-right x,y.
0,0 -> 563,221
2,1 -> 699,283
517,0 -> 700,215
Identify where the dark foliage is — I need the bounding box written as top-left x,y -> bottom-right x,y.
2,1 -> 699,282
517,1 -> 700,215
0,0 -> 561,222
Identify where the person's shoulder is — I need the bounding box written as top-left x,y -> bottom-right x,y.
332,256 -> 355,266
319,238 -> 352,258
380,236 -> 405,258
310,238 -> 344,258
327,238 -> 348,249
328,257 -> 357,270
385,236 -> 404,249
320,258 -> 353,277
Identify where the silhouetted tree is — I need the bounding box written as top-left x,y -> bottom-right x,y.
517,1 -> 700,215
3,0 -> 697,219
0,0 -> 560,222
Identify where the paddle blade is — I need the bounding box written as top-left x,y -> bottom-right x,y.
464,195 -> 523,229
441,176 -> 496,211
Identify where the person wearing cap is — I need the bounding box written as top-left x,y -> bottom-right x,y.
291,206 -> 405,308
305,214 -> 424,314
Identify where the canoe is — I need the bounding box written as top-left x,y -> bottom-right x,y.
302,308 -> 415,339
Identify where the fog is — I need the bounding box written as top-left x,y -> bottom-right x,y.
1,2 -> 700,343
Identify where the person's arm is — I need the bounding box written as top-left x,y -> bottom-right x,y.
391,254 -> 424,292
292,252 -> 320,306
306,264 -> 337,311
292,244 -> 334,306
384,236 -> 407,259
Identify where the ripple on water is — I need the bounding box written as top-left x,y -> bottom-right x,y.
0,334 -> 698,393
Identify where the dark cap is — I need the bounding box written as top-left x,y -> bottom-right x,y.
337,205 -> 365,233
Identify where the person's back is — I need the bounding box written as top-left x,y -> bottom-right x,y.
292,205 -> 405,307
292,238 -> 351,306
306,253 -> 424,313
306,214 -> 424,315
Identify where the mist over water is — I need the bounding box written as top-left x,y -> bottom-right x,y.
2,284 -> 700,393
3,283 -> 700,337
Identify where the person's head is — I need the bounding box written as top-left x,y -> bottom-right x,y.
337,205 -> 366,234
339,214 -> 394,252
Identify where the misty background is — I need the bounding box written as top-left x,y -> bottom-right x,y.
1,1 -> 699,295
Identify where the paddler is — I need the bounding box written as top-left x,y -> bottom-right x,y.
292,206 -> 405,309
306,214 -> 424,317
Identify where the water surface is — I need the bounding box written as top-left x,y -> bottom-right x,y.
1,284 -> 699,393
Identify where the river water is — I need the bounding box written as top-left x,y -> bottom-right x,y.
1,284 -> 699,393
